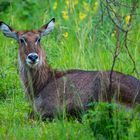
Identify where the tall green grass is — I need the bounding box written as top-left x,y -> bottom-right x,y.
0,0 -> 140,139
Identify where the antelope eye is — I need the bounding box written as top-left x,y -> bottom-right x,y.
38,38 -> 41,42
19,38 -> 27,45
35,37 -> 41,44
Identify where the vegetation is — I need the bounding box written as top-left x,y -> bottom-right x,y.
0,0 -> 140,139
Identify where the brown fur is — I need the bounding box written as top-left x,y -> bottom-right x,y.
1,21 -> 140,120
17,31 -> 140,119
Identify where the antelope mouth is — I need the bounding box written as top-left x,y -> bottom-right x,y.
26,59 -> 39,68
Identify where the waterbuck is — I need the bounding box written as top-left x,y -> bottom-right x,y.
0,18 -> 140,120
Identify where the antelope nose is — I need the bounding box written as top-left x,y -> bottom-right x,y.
27,53 -> 39,63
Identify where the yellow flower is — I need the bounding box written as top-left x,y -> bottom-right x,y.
66,0 -> 78,6
79,12 -> 87,20
111,33 -> 115,37
63,32 -> 69,38
65,0 -> 69,5
125,15 -> 131,24
94,1 -> 98,7
83,2 -> 90,11
62,11 -> 69,20
53,2 -> 57,10
93,1 -> 99,11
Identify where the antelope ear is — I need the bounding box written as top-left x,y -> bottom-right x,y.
0,21 -> 18,40
40,18 -> 55,37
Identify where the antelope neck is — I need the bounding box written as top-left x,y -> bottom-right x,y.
23,63 -> 51,96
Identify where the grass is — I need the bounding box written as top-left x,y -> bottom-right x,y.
0,0 -> 140,139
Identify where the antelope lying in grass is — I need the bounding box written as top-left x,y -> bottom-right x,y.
0,18 -> 140,120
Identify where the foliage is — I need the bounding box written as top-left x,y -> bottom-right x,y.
83,103 -> 140,139
0,0 -> 140,139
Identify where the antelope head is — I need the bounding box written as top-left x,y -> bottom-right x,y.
0,18 -> 55,69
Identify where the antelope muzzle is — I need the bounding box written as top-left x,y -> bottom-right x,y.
26,52 -> 39,68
